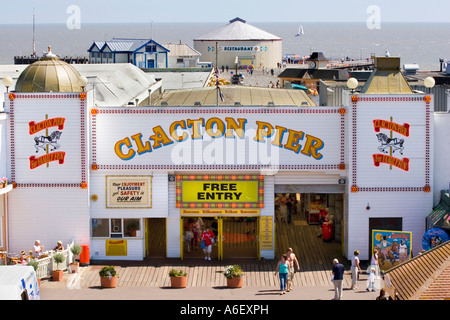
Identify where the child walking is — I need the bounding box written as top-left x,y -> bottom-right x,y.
366,267 -> 376,292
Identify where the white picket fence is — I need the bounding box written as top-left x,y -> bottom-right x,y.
34,245 -> 74,279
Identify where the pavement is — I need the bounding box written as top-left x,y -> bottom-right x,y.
39,266 -> 381,301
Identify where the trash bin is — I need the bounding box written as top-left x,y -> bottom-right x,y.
322,222 -> 333,242
79,244 -> 90,266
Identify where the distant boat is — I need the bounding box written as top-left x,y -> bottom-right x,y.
295,24 -> 304,37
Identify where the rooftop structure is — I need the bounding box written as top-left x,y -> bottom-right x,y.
15,47 -> 85,93
194,17 -> 281,41
361,57 -> 413,94
153,85 -> 316,107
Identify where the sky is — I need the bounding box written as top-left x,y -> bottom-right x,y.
0,0 -> 449,24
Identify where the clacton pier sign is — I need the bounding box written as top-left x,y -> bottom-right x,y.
93,107 -> 344,170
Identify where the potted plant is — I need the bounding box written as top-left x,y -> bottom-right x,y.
125,219 -> 140,237
27,259 -> 40,287
69,243 -> 82,273
99,266 -> 118,288
52,253 -> 66,281
224,265 -> 245,288
169,269 -> 188,288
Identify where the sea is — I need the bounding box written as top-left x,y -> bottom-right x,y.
1,22 -> 449,70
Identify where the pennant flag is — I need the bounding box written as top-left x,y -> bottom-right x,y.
218,86 -> 224,102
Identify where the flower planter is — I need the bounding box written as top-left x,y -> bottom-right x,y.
170,276 -> 187,288
226,277 -> 244,288
100,275 -> 117,288
52,270 -> 64,282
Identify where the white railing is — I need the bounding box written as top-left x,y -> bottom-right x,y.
35,242 -> 74,279
1,241 -> 75,279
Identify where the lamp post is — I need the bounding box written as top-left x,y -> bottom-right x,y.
346,77 -> 358,94
424,76 -> 435,94
2,76 -> 13,93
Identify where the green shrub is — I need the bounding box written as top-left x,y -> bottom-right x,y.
169,269 -> 187,277
99,266 -> 117,277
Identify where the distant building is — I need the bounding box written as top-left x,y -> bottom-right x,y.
87,38 -> 169,69
194,17 -> 282,70
164,43 -> 202,68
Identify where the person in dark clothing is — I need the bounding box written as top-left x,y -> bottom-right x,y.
331,258 -> 345,300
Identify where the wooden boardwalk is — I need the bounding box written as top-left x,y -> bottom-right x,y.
79,210 -> 355,288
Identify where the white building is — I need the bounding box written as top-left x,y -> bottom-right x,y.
194,17 -> 282,70
1,55 -> 448,265
164,43 -> 202,68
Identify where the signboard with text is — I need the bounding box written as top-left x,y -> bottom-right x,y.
176,175 -> 264,209
106,175 -> 152,209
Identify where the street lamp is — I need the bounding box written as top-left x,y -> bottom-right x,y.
346,77 -> 358,94
424,76 -> 435,94
2,76 -> 13,92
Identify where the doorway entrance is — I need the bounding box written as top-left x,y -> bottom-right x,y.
274,192 -> 344,259
181,216 -> 259,260
146,218 -> 167,257
222,217 -> 258,258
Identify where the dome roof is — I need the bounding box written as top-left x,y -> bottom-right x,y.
15,47 -> 84,93
194,17 -> 281,41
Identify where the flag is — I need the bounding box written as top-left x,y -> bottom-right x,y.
218,86 -> 224,102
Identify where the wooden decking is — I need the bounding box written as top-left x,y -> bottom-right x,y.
78,209 -> 354,289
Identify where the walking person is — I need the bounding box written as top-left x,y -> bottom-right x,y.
366,267 -> 376,292
331,258 -> 344,300
286,248 -> 300,292
200,226 -> 215,261
371,248 -> 380,277
275,254 -> 290,295
350,250 -> 362,290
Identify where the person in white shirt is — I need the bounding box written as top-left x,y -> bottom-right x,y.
350,250 -> 362,290
33,240 -> 44,258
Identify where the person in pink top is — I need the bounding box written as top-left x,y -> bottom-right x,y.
201,226 -> 215,261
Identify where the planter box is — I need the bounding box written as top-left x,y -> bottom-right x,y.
226,277 -> 244,288
170,276 -> 187,288
52,270 -> 64,281
69,262 -> 80,273
100,275 -> 117,288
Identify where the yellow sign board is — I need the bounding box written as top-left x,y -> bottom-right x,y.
181,208 -> 260,216
182,180 -> 259,203
260,216 -> 273,250
105,239 -> 127,256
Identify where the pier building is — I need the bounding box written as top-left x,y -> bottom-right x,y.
0,54 -> 448,270
194,18 -> 282,70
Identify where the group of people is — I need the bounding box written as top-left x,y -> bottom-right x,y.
16,240 -> 64,264
183,217 -> 217,260
330,248 -> 383,300
274,247 -> 300,295
275,194 -> 298,224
